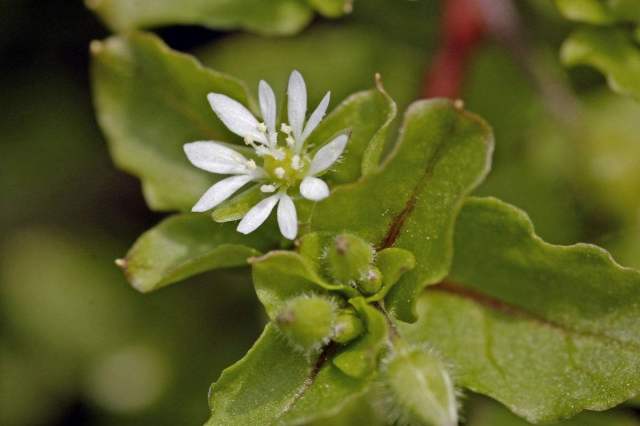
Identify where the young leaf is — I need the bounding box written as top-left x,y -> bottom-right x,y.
206,323 -> 371,426
87,0 -> 319,36
311,99 -> 494,322
561,28 -> 640,100
120,213 -> 278,292
91,31 -> 254,211
401,197 -> 640,423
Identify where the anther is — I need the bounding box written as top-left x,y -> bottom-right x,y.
280,123 -> 292,134
275,167 -> 286,179
260,184 -> 276,193
257,122 -> 268,133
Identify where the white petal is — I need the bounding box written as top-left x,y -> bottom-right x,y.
301,91 -> 330,143
299,176 -> 330,201
277,193 -> 298,240
237,194 -> 279,235
207,93 -> 267,143
184,141 -> 249,174
308,134 -> 348,176
258,80 -> 277,134
287,70 -> 307,140
191,175 -> 253,212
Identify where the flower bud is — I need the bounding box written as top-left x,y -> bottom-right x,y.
326,234 -> 375,284
275,295 -> 337,353
382,347 -> 458,426
332,309 -> 364,344
357,266 -> 383,295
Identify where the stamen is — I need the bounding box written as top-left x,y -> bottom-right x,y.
246,159 -> 257,170
260,184 -> 276,193
286,135 -> 295,147
255,146 -> 270,157
280,123 -> 292,134
257,122 -> 268,133
270,148 -> 286,161
274,167 -> 286,179
291,155 -> 302,170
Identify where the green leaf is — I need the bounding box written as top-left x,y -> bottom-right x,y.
561,28 -> 640,100
311,99 -> 494,322
252,251 -> 355,319
91,31 -> 254,212
87,0 -> 317,36
307,0 -> 352,18
555,0 -> 640,24
206,323 -> 371,426
305,77 -> 397,184
332,298 -> 388,378
468,396 -> 640,426
121,213 -> 277,292
381,345 -> 458,426
401,197 -> 640,423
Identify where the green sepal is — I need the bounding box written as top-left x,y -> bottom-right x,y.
332,298 -> 388,378
211,185 -> 263,223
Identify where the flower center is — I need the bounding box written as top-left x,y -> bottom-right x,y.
262,148 -> 310,187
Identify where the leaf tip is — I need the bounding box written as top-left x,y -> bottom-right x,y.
453,98 -> 465,110
114,257 -> 128,269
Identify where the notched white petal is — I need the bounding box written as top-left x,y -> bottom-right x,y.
308,133 -> 348,176
258,80 -> 277,134
287,70 -> 307,140
237,194 -> 279,235
191,175 -> 253,212
300,176 -> 330,201
301,91 -> 330,143
207,93 -> 266,143
277,193 -> 298,240
184,141 -> 249,174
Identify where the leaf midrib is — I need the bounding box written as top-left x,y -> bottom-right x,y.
429,281 -> 640,352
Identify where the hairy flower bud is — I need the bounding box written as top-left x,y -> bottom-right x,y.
332,309 -> 364,344
275,295 -> 337,353
326,233 -> 375,284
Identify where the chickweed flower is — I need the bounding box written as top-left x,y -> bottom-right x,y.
184,70 -> 348,240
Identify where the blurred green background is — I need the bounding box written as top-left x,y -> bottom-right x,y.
1,0 -> 638,425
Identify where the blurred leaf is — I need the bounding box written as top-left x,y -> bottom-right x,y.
555,0 -> 640,24
561,28 -> 640,100
573,92 -> 640,225
467,396 -> 640,426
311,99 -> 494,322
402,197 -> 640,423
92,31 -> 254,212
122,213 -> 278,293
197,25 -> 425,113
87,0 -> 321,35
308,0 -> 352,18
206,323 -> 370,425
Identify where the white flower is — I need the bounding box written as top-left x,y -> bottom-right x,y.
184,70 -> 348,240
